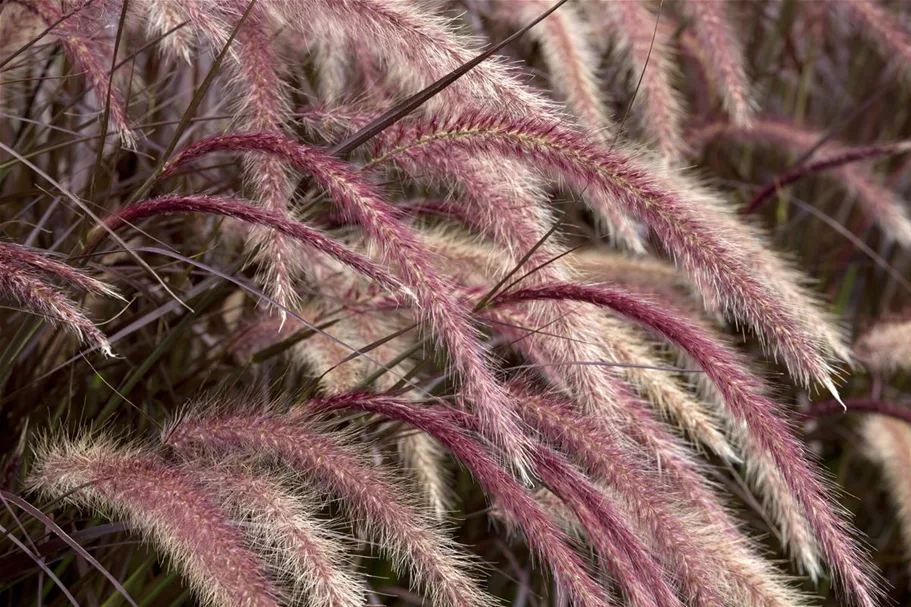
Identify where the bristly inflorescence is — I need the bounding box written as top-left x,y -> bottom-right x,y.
6,0 -> 911,605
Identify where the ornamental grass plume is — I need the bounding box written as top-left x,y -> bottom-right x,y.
183,462 -> 364,607
492,282 -> 882,607
302,392 -> 612,607
423,230 -> 733,460
5,0 -> 909,604
364,109 -> 850,392
159,134 -> 534,475
162,401 -> 495,607
28,435 -> 283,607
0,242 -> 118,356
678,0 -> 754,126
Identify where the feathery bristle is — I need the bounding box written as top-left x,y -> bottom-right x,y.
186,461 -> 364,607
163,404 -> 495,607
494,282 -> 882,607
28,435 -> 282,607
679,0 -> 754,125
301,392 -> 613,607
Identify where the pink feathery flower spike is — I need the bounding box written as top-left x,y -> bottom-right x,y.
0,242 -> 118,356
187,462 -> 364,607
160,133 -> 535,477
679,0 -> 754,125
494,282 -> 883,607
303,392 -> 613,607
22,0 -> 137,145
163,404 -> 495,607
28,435 -> 282,607
370,110 -> 849,393
509,383 -> 809,607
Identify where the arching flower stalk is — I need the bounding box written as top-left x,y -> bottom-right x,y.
28,435 -> 283,607
301,392 -> 614,607
363,110 -> 850,393
0,242 -> 118,356
159,133 -> 536,476
492,282 -> 882,607
162,403 -> 495,607
420,230 -> 733,459
508,384 -> 809,607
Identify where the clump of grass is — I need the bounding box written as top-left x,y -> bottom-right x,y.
4,1 -> 911,605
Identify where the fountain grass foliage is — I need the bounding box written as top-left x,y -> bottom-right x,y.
2,0 -> 911,605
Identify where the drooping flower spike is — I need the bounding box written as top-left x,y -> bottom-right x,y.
492,282 -> 882,607
162,401 -> 496,607
362,109 -> 850,393
160,133 -> 536,477
0,242 -> 118,356
28,435 -> 283,607
16,0 -> 137,145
